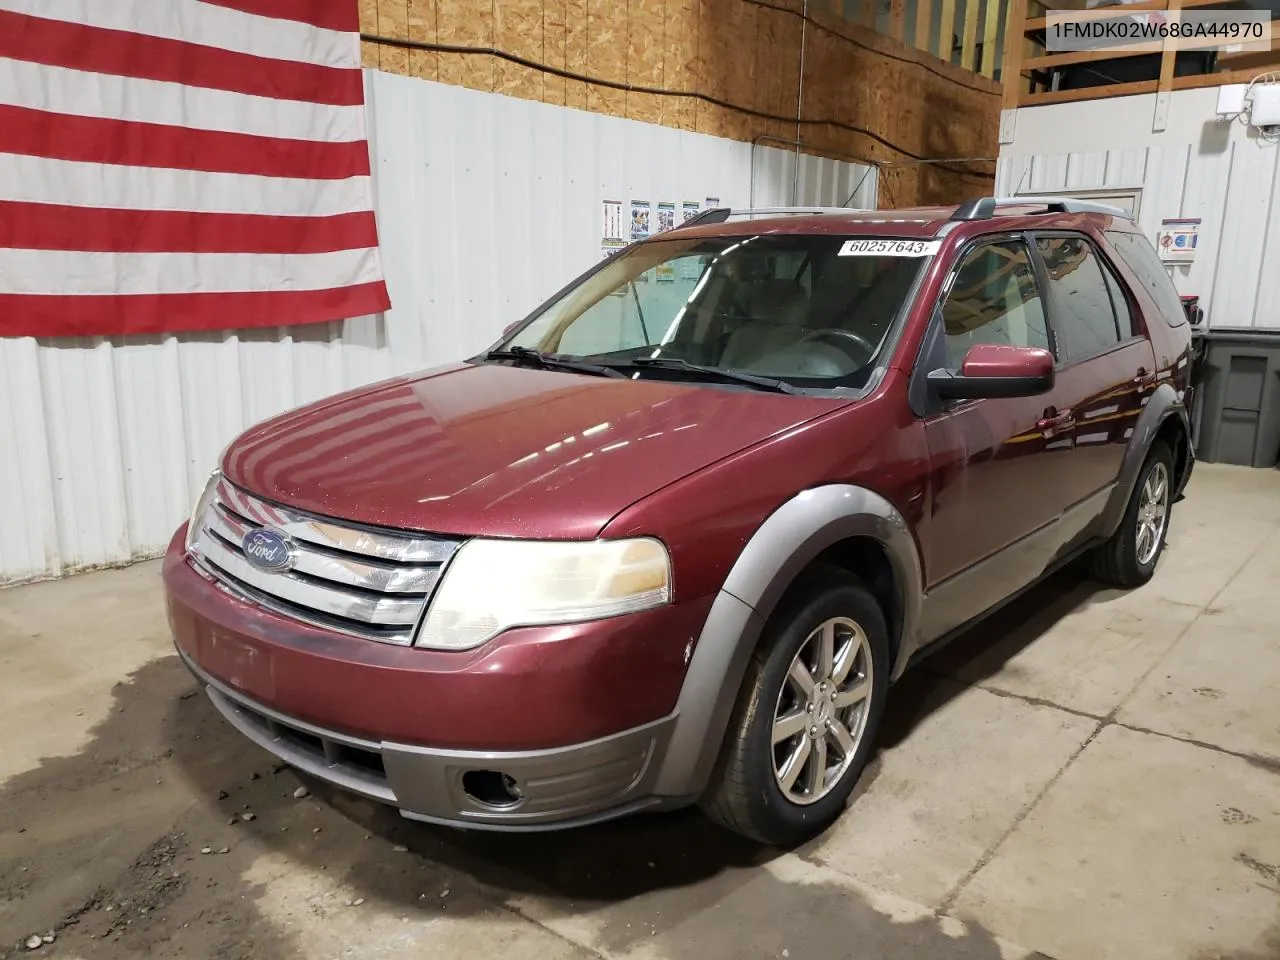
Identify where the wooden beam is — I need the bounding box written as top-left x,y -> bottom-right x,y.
1175,65 -> 1280,88
961,0 -> 981,70
1001,0 -> 1027,107
916,0 -> 935,53
1212,49 -> 1280,72
1025,46 -> 1163,70
981,0 -> 1003,76
938,0 -> 957,62
1021,78 -> 1158,104
889,0 -> 906,41
1018,63 -> 1280,105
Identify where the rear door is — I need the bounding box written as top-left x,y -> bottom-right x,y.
1031,233 -> 1156,528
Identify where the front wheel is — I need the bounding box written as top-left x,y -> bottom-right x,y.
1090,440 -> 1174,587
700,566 -> 889,846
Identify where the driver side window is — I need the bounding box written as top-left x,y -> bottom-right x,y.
941,239 -> 1049,369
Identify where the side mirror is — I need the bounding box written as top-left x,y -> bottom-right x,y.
927,344 -> 1055,401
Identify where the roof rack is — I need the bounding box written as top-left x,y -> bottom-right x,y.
674,206 -> 863,229
950,195 -> 1130,222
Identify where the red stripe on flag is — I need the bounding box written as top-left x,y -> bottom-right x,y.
0,107 -> 370,180
196,0 -> 360,32
0,11 -> 363,106
0,202 -> 379,254
0,283 -> 392,338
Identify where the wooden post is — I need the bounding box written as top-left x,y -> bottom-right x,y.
961,0 -> 980,70
1154,0 -> 1183,129
981,0 -> 1003,76
916,0 -> 935,53
937,0 -> 957,62
1157,0 -> 1183,93
889,0 -> 907,40
1001,0 -> 1027,108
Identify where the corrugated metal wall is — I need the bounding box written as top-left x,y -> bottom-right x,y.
997,139 -> 1280,333
0,69 -> 875,586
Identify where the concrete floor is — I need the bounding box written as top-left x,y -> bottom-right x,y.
1,462 -> 1278,960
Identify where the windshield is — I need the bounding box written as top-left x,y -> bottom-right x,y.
496,234 -> 931,390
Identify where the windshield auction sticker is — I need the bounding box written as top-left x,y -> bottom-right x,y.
838,239 -> 941,257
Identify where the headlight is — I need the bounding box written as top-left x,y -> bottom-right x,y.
184,469 -> 222,553
416,537 -> 671,650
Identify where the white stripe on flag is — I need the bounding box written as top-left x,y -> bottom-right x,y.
0,154 -> 372,217
0,59 -> 366,142
0,0 -> 356,69
0,247 -> 382,295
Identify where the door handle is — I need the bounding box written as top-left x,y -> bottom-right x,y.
1037,409 -> 1075,432
1133,367 -> 1155,388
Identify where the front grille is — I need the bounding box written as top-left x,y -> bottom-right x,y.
188,478 -> 461,645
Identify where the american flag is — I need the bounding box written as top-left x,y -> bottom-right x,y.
0,0 -> 390,337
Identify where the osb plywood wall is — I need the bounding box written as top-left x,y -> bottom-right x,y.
357,0 -> 999,204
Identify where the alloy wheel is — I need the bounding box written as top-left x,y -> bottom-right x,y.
1135,461 -> 1170,566
771,616 -> 873,805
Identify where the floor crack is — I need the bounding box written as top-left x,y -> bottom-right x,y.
936,718 -> 1105,915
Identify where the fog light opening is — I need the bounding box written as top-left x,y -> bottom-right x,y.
461,770 -> 525,809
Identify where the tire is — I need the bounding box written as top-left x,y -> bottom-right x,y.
700,564 -> 889,847
1089,439 -> 1175,588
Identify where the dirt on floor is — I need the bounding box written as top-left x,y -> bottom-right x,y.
0,656 -> 297,959
0,657 -> 1026,960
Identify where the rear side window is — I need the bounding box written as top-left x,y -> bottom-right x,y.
1100,259 -> 1135,337
1035,236 -> 1124,362
941,239 -> 1049,368
1105,230 -> 1187,327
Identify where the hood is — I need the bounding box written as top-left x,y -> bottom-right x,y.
221,363 -> 849,539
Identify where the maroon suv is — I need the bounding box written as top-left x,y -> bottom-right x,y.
165,198 -> 1195,846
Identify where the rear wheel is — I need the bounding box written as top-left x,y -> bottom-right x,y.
1090,440 -> 1174,587
701,566 -> 889,846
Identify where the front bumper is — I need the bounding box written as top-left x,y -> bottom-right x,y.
163,530 -> 713,829
180,649 -> 680,829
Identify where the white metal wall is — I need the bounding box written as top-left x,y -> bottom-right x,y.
0,69 -> 875,586
998,90 -> 1280,333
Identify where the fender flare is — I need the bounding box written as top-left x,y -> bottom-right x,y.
1096,383 -> 1192,538
651,485 -> 923,798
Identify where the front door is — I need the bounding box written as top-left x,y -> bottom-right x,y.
918,235 -> 1078,640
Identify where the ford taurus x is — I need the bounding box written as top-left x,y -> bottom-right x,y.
165,197 -> 1195,846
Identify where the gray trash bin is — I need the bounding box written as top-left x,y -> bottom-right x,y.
1191,328 -> 1280,468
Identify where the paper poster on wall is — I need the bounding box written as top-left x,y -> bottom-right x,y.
657,202 -> 676,233
630,201 -> 651,240
602,200 -> 623,242
600,239 -> 627,262
705,197 -> 720,210
1157,218 -> 1200,263
681,255 -> 706,282
655,262 -> 675,282
682,201 -> 701,224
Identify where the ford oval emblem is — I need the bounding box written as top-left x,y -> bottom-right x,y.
242,528 -> 296,573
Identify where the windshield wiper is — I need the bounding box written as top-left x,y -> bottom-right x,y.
624,356 -> 797,394
482,346 -> 627,379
